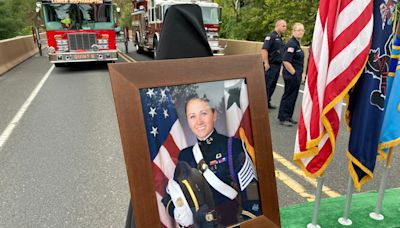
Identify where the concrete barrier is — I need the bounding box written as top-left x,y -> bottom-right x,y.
0,34 -> 40,76
220,38 -> 310,79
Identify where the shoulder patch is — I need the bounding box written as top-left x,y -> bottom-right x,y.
265,36 -> 271,41
287,47 -> 294,53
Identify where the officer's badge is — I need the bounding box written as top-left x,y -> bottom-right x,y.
216,153 -> 222,159
176,197 -> 184,207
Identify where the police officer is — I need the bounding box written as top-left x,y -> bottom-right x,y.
278,23 -> 305,127
261,20 -> 287,109
163,97 -> 260,227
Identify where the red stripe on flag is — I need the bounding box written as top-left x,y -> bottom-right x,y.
306,138 -> 332,174
298,111 -> 307,150
339,0 -> 353,12
163,134 -> 180,164
152,163 -> 169,196
324,45 -> 371,106
235,108 -> 254,145
331,2 -> 373,60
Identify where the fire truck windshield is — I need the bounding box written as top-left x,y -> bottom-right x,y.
200,6 -> 219,25
43,3 -> 114,30
162,4 -> 218,25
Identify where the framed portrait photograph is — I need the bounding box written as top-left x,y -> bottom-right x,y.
109,54 -> 280,228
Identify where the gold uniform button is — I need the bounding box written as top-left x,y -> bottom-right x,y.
176,197 -> 184,207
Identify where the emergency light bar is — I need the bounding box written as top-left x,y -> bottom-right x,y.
51,0 -> 104,3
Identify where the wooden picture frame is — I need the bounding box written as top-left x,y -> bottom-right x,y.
109,54 -> 280,227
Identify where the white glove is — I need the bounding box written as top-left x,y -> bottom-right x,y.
174,206 -> 194,227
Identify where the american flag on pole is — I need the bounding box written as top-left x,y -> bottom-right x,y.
294,0 -> 373,177
140,87 -> 188,228
224,79 -> 256,164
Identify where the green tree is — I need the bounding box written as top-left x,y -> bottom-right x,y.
216,0 -> 319,45
0,0 -> 36,40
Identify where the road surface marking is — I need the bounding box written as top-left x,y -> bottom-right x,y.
273,151 -> 341,197
0,65 -> 55,151
118,49 -> 136,62
275,169 -> 316,202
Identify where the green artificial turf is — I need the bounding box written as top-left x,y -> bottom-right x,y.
280,188 -> 400,228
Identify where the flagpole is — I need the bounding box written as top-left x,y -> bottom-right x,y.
369,147 -> 394,220
338,175 -> 353,226
307,176 -> 323,228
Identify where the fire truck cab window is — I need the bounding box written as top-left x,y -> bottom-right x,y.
201,6 -> 219,25
43,3 -> 113,30
149,7 -> 155,22
155,5 -> 162,21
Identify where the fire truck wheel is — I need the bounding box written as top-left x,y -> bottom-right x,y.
135,35 -> 143,54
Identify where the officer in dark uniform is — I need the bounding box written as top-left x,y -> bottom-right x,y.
278,23 -> 305,127
261,20 -> 287,109
163,97 -> 260,227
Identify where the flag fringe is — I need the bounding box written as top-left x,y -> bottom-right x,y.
346,150 -> 374,192
377,138 -> 400,160
293,149 -> 336,178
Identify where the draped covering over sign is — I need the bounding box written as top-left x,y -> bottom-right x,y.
294,0 -> 374,177
346,0 -> 397,191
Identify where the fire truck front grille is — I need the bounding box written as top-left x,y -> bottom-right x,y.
68,33 -> 96,51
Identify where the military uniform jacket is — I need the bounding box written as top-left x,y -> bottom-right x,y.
262,31 -> 284,64
163,130 -> 260,226
283,36 -> 305,74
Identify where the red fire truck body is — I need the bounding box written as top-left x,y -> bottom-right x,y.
131,0 -> 224,57
36,0 -> 119,65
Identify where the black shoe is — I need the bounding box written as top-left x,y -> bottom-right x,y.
268,103 -> 277,110
288,118 -> 298,124
279,120 -> 293,127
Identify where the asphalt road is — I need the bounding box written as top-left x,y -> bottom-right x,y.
0,44 -> 398,227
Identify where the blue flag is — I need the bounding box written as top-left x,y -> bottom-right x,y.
378,34 -> 400,157
346,0 -> 397,191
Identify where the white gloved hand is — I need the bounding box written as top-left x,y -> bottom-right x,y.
174,206 -> 194,227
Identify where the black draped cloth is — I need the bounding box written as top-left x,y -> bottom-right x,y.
155,4 -> 213,60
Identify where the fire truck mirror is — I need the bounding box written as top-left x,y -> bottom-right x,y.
218,7 -> 222,24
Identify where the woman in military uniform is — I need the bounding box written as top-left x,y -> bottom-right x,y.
163,97 -> 259,227
278,23 -> 305,127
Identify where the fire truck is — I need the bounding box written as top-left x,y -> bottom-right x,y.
131,0 -> 224,58
34,0 -> 127,66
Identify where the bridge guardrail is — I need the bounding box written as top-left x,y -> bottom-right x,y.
0,33 -> 45,76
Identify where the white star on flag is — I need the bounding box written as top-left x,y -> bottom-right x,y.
163,108 -> 169,118
160,89 -> 167,99
150,127 -> 158,137
149,107 -> 157,118
146,89 -> 155,98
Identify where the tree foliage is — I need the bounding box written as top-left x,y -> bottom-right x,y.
0,0 -> 36,40
216,0 -> 319,45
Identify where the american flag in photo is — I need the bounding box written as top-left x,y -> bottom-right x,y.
140,87 -> 188,228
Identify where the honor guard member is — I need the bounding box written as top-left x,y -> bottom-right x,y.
163,97 -> 260,227
278,23 -> 305,127
261,20 -> 287,109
